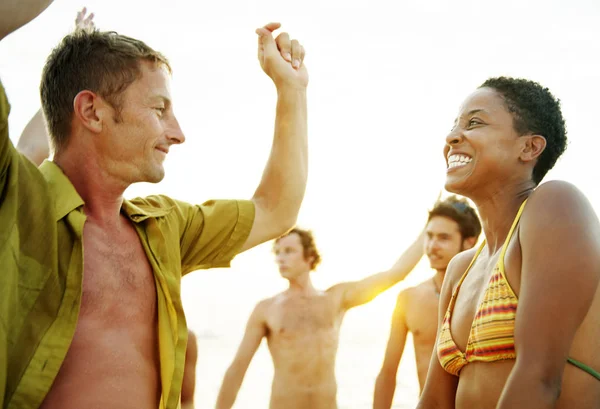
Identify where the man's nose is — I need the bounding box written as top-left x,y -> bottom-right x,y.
167,116 -> 186,145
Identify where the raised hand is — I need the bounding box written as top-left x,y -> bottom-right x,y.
75,7 -> 95,31
256,23 -> 308,89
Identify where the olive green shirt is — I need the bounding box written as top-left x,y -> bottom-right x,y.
0,80 -> 255,409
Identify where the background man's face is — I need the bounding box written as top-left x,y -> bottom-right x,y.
424,216 -> 464,272
273,233 -> 313,279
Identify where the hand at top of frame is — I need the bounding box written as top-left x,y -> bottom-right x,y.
256,23 -> 308,90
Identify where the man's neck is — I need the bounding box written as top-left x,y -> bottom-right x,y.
54,150 -> 128,226
433,269 -> 445,295
286,272 -> 318,295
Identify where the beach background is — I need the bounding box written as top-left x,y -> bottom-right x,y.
2,0 -> 600,408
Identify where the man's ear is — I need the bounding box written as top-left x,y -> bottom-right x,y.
519,134 -> 546,163
462,236 -> 477,250
73,90 -> 104,134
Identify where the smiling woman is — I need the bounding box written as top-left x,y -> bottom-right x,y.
417,77 -> 600,409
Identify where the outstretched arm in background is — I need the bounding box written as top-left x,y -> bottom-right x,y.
330,229 -> 425,310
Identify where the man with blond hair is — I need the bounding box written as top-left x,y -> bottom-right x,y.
0,3 -> 309,408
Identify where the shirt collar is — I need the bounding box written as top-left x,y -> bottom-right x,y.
39,160 -> 85,221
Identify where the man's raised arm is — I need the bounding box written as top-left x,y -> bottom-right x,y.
332,230 -> 425,310
0,0 -> 53,41
241,23 -> 308,252
15,9 -> 95,167
0,0 -> 53,181
16,109 -> 49,165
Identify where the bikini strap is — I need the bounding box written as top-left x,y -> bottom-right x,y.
498,199 -> 528,272
454,240 -> 486,291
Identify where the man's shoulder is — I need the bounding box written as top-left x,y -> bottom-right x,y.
255,294 -> 280,313
123,194 -> 179,222
128,194 -> 177,208
398,280 -> 434,304
250,295 -> 282,326
396,285 -> 416,301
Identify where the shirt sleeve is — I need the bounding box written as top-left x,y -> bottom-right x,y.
173,198 -> 255,275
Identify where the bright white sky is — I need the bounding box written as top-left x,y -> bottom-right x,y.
1,0 -> 600,405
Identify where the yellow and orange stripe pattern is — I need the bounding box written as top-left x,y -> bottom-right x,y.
436,200 -> 526,376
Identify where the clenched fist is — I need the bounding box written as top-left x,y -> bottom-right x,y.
256,23 -> 308,89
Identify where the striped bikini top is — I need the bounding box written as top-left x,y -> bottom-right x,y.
436,200 -> 526,376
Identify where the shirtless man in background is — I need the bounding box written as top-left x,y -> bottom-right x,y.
373,197 -> 480,408
215,227 -> 426,409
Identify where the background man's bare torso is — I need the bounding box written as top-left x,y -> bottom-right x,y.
263,289 -> 346,409
404,279 -> 440,390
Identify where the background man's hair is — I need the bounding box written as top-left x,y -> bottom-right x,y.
428,196 -> 482,241
275,227 -> 322,271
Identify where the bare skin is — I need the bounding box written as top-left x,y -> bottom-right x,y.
417,87 -> 600,409
382,279 -> 441,391
16,109 -> 50,164
422,206 -> 600,409
9,10 -> 309,408
374,214 -> 478,408
40,215 -> 161,409
216,231 -> 425,409
264,287 -> 345,409
405,281 -> 442,386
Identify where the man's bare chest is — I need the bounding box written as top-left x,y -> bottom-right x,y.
80,221 -> 156,321
267,296 -> 341,339
406,295 -> 438,340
